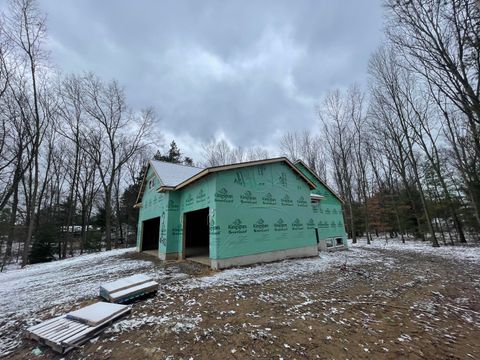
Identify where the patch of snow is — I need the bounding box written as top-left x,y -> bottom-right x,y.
397,334 -> 412,342
106,314 -> 202,334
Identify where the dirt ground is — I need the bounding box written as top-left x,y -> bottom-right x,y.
6,246 -> 480,360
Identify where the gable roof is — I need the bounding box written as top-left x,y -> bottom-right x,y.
135,160 -> 204,205
150,160 -> 204,187
158,157 -> 316,192
293,159 -> 344,204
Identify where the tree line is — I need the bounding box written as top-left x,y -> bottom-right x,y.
204,0 -> 480,247
1,0 -> 478,270
0,0 -> 164,269
281,0 -> 480,247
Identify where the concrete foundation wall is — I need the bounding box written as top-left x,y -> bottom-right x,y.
158,252 -> 180,261
318,241 -> 347,252
210,244 -> 318,269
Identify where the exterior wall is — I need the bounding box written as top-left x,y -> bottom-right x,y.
137,168 -> 216,259
213,162 -> 318,260
161,191 -> 181,256
136,166 -> 167,252
294,162 -> 348,249
137,166 -> 219,259
137,161 -> 344,267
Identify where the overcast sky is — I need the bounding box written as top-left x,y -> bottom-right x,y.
41,0 -> 384,160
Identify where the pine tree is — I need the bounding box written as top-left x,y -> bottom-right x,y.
153,141 -> 194,166
167,141 -> 182,163
29,224 -> 55,264
183,157 -> 194,166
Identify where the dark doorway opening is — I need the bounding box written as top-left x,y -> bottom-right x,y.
184,207 -> 209,261
142,217 -> 160,252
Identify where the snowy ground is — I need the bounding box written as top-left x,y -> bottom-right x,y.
351,237 -> 480,263
0,249 -> 159,356
1,240 -> 480,359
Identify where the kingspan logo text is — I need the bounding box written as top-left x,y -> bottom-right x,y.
240,190 -> 257,204
215,188 -> 234,203
262,193 -> 276,205
274,218 -> 288,231
228,219 -> 247,234
253,218 -> 269,232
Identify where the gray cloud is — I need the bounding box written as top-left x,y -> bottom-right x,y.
42,0 -> 383,158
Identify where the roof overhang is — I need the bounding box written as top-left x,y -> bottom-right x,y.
134,163 -> 151,206
158,186 -> 175,192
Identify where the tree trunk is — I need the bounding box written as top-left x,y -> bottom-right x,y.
348,200 -> 356,243
104,189 -> 112,251
1,182 -> 19,271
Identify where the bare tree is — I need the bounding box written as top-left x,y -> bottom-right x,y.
4,0 -> 50,265
318,89 -> 357,242
81,73 -> 153,250
385,0 -> 480,179
202,138 -> 269,167
280,130 -> 326,179
349,85 -> 372,243
369,46 -> 440,246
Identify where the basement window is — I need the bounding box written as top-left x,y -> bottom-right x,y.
326,239 -> 334,248
335,237 -> 343,246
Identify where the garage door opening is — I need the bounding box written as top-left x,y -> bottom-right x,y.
141,217 -> 160,254
184,207 -> 210,265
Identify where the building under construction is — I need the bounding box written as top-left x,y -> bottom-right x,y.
135,157 -> 346,269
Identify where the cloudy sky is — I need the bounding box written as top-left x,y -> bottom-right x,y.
41,0 -> 384,159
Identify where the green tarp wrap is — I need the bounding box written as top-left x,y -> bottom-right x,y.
294,161 -> 347,246
137,160 -> 348,261
137,166 -> 167,251
213,162 -> 316,259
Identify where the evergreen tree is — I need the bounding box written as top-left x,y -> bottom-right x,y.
183,156 -> 194,166
155,141 -> 182,163
29,224 -> 55,264
153,141 -> 195,166
167,141 -> 182,163
118,171 -> 143,246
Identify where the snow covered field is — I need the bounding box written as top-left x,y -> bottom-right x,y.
0,249 -> 153,316
0,248 -> 157,356
1,240 -> 479,358
351,237 -> 480,263
0,247 -> 375,356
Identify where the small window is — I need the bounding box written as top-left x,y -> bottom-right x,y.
335,237 -> 343,246
326,239 -> 334,247
148,179 -> 154,190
